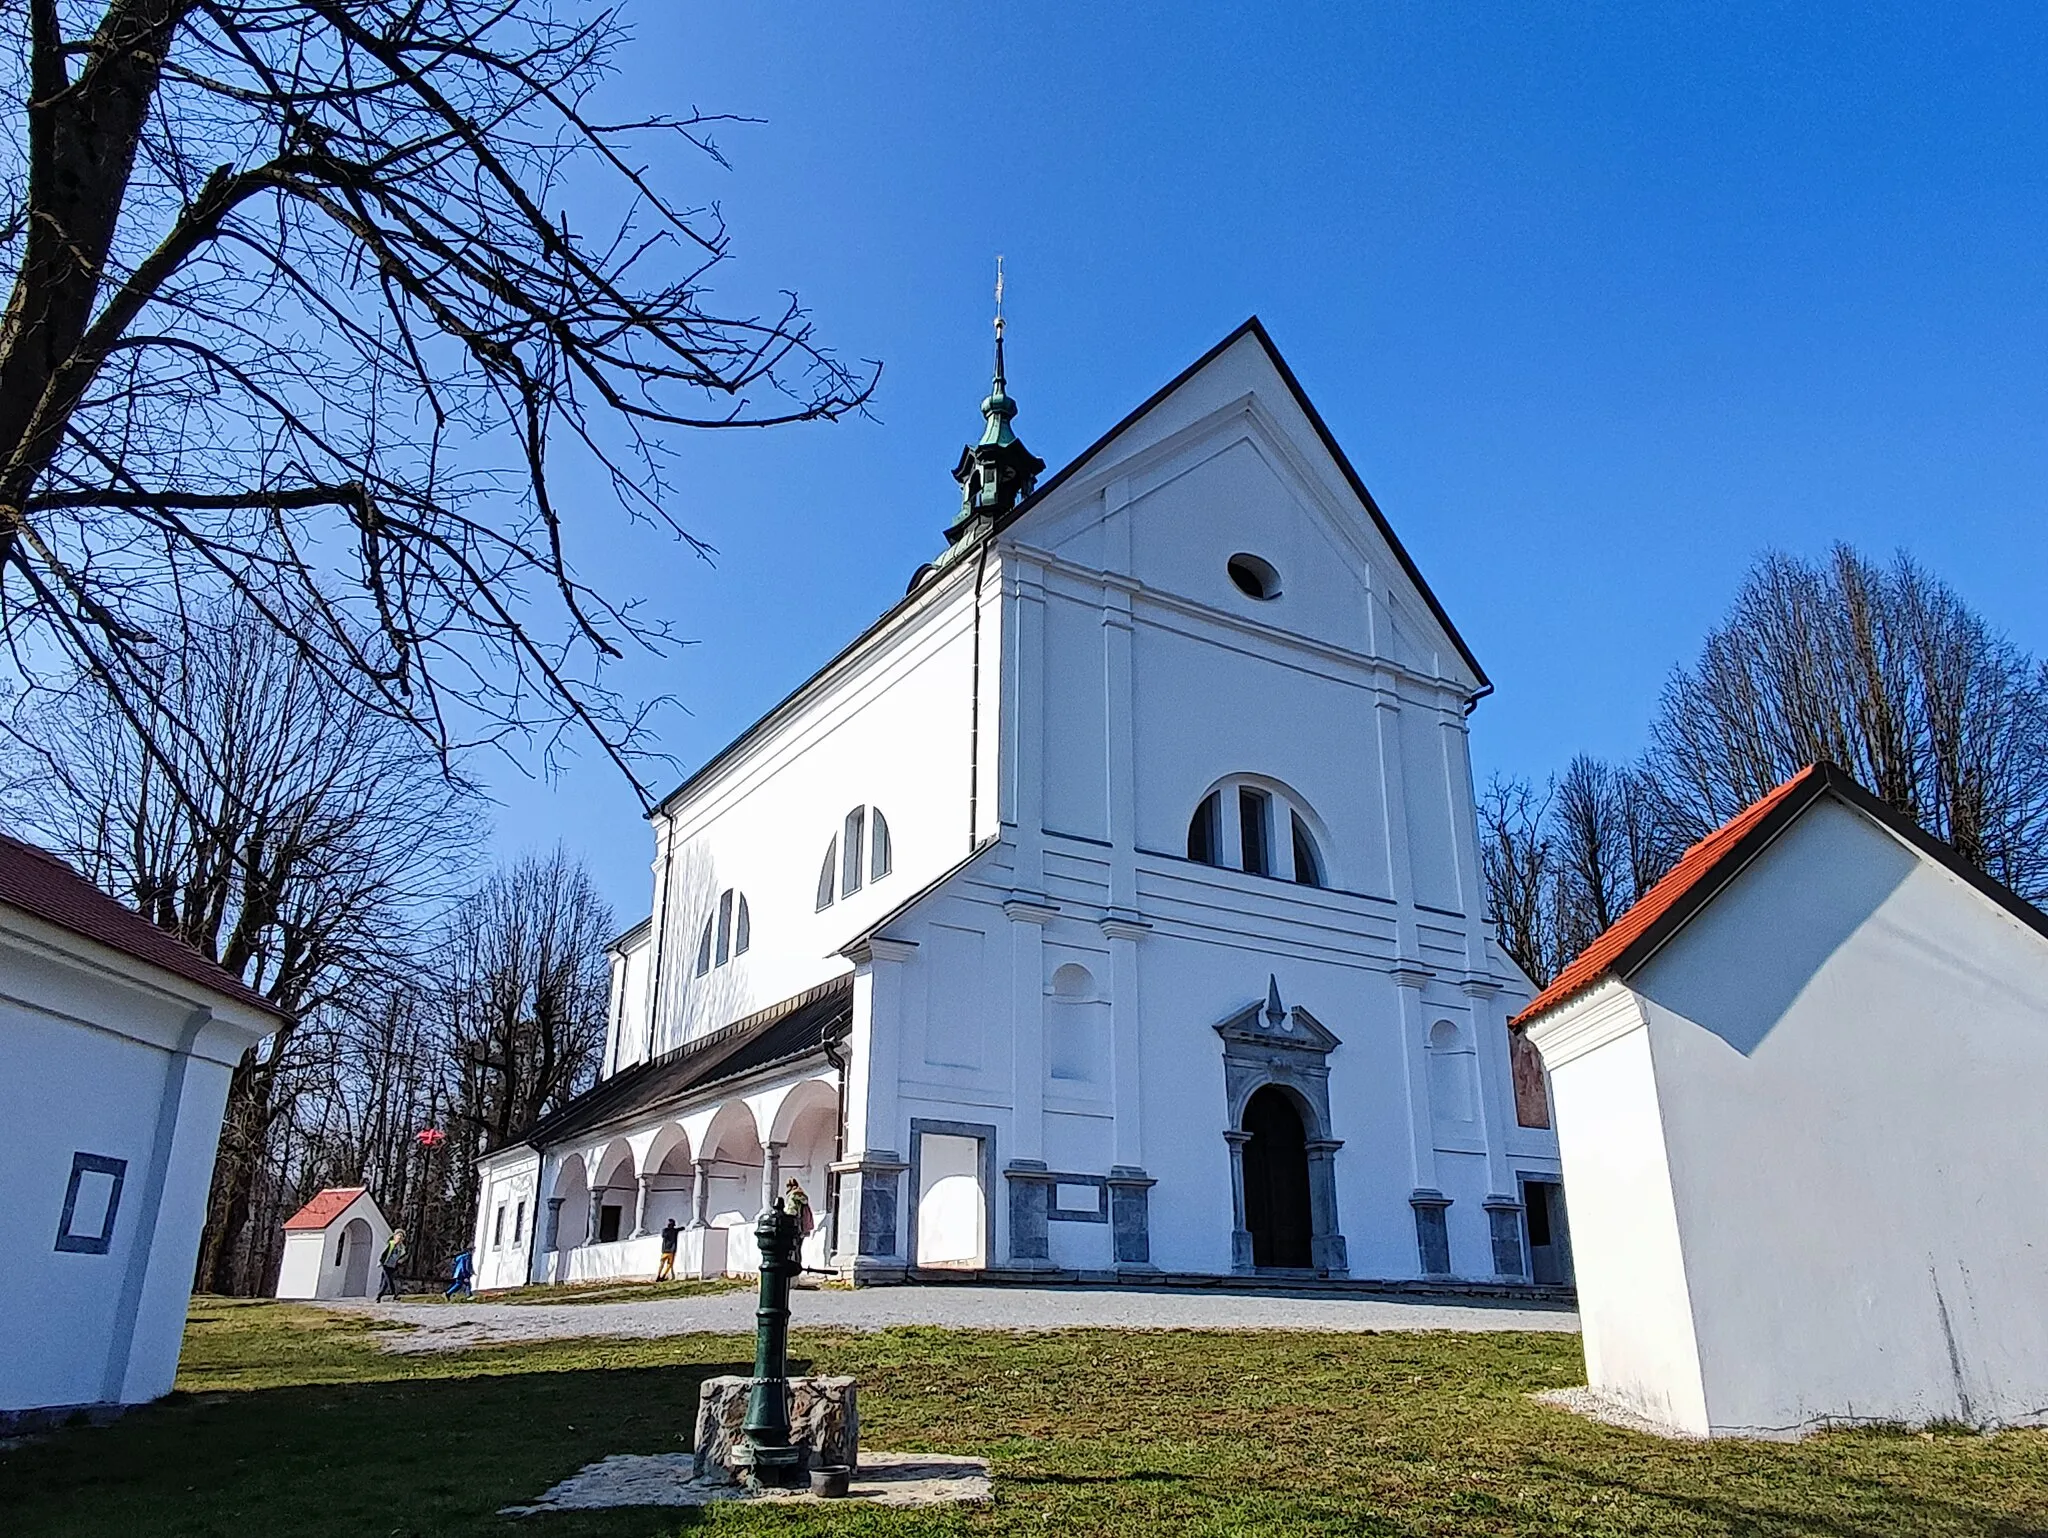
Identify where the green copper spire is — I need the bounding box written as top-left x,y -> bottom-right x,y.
947,258 -> 1044,548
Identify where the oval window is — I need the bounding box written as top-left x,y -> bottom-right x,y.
1227,553 -> 1281,600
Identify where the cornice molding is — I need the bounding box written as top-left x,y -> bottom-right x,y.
1520,978 -> 1647,1069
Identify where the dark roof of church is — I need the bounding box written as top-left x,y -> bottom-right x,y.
1511,762 -> 2048,1029
650,317 -> 1485,817
519,975 -> 852,1149
0,832 -> 287,1019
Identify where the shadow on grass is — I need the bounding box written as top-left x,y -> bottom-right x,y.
0,1361 -> 756,1538
1523,1442 -> 2048,1538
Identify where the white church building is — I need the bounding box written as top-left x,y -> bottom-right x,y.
471,317 -> 1562,1290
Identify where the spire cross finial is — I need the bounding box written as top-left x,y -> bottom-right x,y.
991,254 -> 1008,391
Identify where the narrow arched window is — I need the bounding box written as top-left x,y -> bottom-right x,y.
871,810 -> 892,880
818,806 -> 893,908
1186,776 -> 1328,888
842,806 -> 866,895
816,838 -> 838,910
697,888 -> 750,974
1291,813 -> 1324,888
1188,792 -> 1220,864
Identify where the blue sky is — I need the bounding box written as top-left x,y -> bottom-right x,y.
488,2 -> 2048,924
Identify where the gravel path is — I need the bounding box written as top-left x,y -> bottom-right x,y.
343,1285 -> 1578,1353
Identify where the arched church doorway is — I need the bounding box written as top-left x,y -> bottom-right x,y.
1242,1085 -> 1313,1269
338,1217 -> 373,1297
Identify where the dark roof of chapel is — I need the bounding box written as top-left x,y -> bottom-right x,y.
0,833 -> 288,1020
518,975 -> 852,1149
651,317 -> 1487,817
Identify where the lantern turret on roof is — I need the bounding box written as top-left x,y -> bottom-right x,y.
946,260 -> 1044,553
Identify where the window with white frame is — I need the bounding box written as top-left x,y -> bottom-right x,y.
694,888 -> 751,976
815,806 -> 893,909
1186,777 -> 1327,887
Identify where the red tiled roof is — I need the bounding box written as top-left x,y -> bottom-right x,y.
1510,766 -> 1825,1029
283,1187 -> 369,1231
0,833 -> 288,1019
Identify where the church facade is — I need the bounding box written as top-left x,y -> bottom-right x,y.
470,317 -> 1562,1291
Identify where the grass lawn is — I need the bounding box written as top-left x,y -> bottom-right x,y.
5,1299 -> 2047,1536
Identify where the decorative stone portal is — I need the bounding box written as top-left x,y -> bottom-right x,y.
1215,977 -> 1347,1276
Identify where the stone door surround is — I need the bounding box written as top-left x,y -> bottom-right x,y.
1215,976 -> 1348,1276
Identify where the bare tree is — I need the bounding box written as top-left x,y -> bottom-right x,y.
1549,755 -> 1679,960
0,0 -> 876,795
1477,773 -> 1557,987
437,848 -> 611,1214
1649,546 -> 2048,900
2,598 -> 476,1291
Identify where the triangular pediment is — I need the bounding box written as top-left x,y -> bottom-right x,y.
1213,979 -> 1342,1056
999,318 -> 1486,694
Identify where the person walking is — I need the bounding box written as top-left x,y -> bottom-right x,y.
445,1248 -> 473,1299
377,1228 -> 409,1301
655,1218 -> 679,1283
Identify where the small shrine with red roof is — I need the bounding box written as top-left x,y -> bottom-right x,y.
275,1187 -> 392,1301
1518,762 -> 2048,1438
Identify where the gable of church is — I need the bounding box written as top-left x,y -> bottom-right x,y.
1003,319 -> 1486,695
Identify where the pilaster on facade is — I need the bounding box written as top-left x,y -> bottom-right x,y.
1483,1193 -> 1527,1280
1410,1187 -> 1454,1277
1440,713 -> 1491,973
1373,697 -> 1423,959
1100,560 -> 1140,916
828,1149 -> 908,1283
1100,913 -> 1150,1168
1008,912 -> 1048,1164
841,943 -> 913,1156
1003,556 -> 1049,896
1390,965 -> 1439,1196
1456,974 -> 1517,1195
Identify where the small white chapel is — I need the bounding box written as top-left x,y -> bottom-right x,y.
471,316 -> 1562,1290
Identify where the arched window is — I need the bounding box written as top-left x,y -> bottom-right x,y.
842,807 -> 866,896
816,839 -> 837,911
816,806 -> 894,909
871,810 -> 892,880
695,888 -> 750,976
1186,777 -> 1327,887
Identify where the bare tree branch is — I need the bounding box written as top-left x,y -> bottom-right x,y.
0,0 -> 878,801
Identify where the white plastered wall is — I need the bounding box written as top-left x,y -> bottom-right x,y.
610,555 -> 1000,1067
1631,798 -> 2048,1435
1525,979 -> 1708,1432
0,913 -> 274,1415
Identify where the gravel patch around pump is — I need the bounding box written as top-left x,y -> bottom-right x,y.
345,1283 -> 1578,1351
